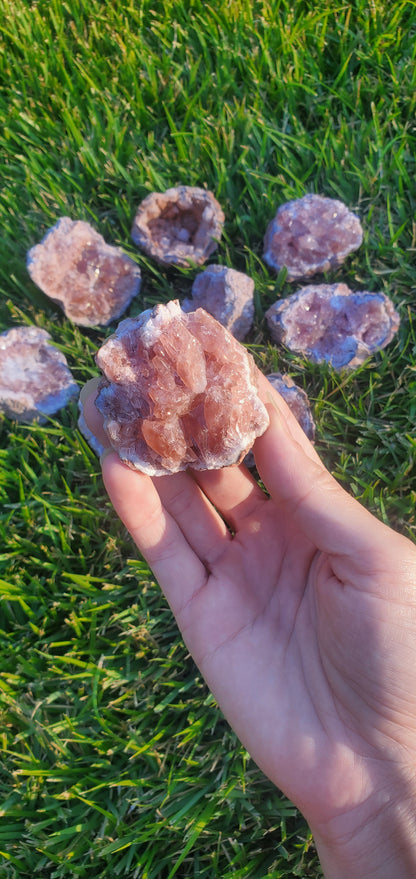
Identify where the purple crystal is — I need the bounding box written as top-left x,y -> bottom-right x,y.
131,186 -> 225,267
27,217 -> 142,327
263,194 -> 363,281
265,283 -> 400,369
182,264 -> 255,340
0,325 -> 79,422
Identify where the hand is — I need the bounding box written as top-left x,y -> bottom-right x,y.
81,373 -> 416,878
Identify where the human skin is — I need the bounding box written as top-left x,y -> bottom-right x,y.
81,373 -> 416,878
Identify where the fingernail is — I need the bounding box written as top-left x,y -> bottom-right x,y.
100,447 -> 116,467
79,377 -> 101,406
266,390 -> 281,418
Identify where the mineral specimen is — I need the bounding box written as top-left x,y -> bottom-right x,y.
266,373 -> 315,441
131,186 -> 225,267
244,371 -> 315,468
265,283 -> 400,370
95,300 -> 269,475
27,217 -> 142,327
182,264 -> 255,341
0,325 -> 79,422
263,194 -> 363,281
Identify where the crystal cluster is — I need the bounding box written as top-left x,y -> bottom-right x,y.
263,194 -> 363,281
182,264 -> 255,340
131,186 -> 225,267
95,300 -> 269,475
0,325 -> 78,422
265,283 -> 400,370
27,217 -> 141,327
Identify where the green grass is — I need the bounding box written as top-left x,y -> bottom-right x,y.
0,0 -> 415,875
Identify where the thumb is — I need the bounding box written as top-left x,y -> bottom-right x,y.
254,374 -> 394,570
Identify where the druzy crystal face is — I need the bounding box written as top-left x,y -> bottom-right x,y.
265,283 -> 400,370
131,186 -> 225,267
95,300 -> 269,475
182,264 -> 255,341
263,194 -> 363,281
27,217 -> 142,327
0,325 -> 78,422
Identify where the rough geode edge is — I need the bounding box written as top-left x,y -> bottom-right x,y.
182,264 -> 255,341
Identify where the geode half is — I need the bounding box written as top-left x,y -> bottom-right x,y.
95,300 -> 269,475
182,264 -> 255,340
0,325 -> 79,422
263,194 -> 363,281
131,186 -> 225,267
27,217 -> 142,327
265,283 -> 400,370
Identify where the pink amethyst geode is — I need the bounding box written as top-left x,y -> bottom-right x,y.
265,283 -> 400,370
263,194 -> 363,281
95,300 -> 269,475
131,186 -> 225,267
27,217 -> 142,327
0,325 -> 78,422
182,264 -> 255,341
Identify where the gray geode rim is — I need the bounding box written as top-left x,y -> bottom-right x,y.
182,263 -> 255,341
131,185 -> 225,267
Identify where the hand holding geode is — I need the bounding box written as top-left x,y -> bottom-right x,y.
95,300 -> 269,476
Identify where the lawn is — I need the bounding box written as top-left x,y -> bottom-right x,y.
0,0 -> 415,876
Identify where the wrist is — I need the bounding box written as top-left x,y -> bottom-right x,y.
311,779 -> 416,879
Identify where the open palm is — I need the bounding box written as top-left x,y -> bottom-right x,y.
82,374 -> 416,872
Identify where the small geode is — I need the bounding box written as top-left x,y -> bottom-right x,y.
131,186 -> 225,267
244,371 -> 315,468
263,194 -> 363,281
182,264 -> 255,340
265,283 -> 400,370
27,217 -> 142,327
0,325 -> 79,422
95,300 -> 269,475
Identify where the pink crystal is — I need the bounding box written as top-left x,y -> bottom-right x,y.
265,283 -> 400,370
263,194 -> 363,281
0,325 -> 78,422
95,300 -> 269,475
131,186 -> 225,267
182,264 -> 255,340
27,217 -> 142,327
